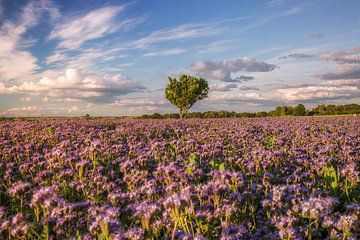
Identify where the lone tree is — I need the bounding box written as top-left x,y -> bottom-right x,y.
165,74 -> 209,119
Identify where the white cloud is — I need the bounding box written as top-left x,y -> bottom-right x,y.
268,0 -> 286,5
131,23 -> 221,49
209,78 -> 360,104
49,5 -> 143,49
46,52 -> 69,64
5,68 -> 145,103
211,92 -> 268,102
112,98 -> 167,107
0,0 -> 59,82
274,85 -> 359,101
143,48 -> 187,57
46,47 -> 131,72
0,106 -> 41,117
111,98 -> 169,112
191,58 -> 277,82
68,106 -> 79,113
196,40 -> 232,54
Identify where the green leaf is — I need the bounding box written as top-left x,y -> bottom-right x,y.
323,164 -> 339,193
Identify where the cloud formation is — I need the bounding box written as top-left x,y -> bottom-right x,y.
239,86 -> 260,91
0,0 -> 59,82
4,69 -> 145,103
210,77 -> 360,104
210,83 -> 238,92
317,65 -> 360,80
273,78 -> 360,102
143,48 -> 187,57
49,5 -> 143,49
131,23 -> 220,49
320,47 -> 360,64
279,53 -> 314,59
0,106 -> 41,117
111,98 -> 169,112
190,58 -> 277,82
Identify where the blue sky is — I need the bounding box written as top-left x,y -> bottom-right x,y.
1,0 -> 360,116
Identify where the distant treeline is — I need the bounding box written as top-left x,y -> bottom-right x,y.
1,104 -> 359,120
138,104 -> 360,119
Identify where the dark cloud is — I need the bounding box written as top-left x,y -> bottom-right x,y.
210,83 -> 238,92
190,57 -> 277,82
239,86 -> 260,91
235,75 -> 255,82
279,53 -> 314,59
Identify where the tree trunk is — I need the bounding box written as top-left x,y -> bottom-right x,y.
179,109 -> 184,119
179,108 -> 187,119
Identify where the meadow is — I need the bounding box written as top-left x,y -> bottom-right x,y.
0,117 -> 359,239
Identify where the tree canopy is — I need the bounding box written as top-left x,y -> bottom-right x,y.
164,74 -> 209,118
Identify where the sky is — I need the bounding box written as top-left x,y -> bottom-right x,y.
1,0 -> 360,117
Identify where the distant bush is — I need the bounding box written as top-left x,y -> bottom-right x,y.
136,103 -> 360,119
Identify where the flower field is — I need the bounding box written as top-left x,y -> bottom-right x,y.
0,117 -> 359,239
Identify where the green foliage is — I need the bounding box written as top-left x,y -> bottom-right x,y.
293,104 -> 306,116
136,103 -> 360,119
209,158 -> 227,171
323,164 -> 339,194
47,126 -> 56,136
313,103 -> 360,115
264,135 -> 276,149
256,111 -> 268,117
165,74 -> 209,119
275,106 -> 286,116
186,154 -> 199,174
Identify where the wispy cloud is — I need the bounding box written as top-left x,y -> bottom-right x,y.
143,48 -> 187,57
196,40 -> 232,54
49,5 -> 144,49
46,47 -> 129,72
131,23 -> 222,49
267,0 -> 287,6
0,0 -> 59,82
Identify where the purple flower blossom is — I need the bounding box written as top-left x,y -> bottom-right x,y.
7,181 -> 31,197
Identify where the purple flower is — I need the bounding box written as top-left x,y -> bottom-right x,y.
7,181 -> 31,197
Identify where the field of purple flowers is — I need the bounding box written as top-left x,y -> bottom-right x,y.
0,117 -> 359,239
